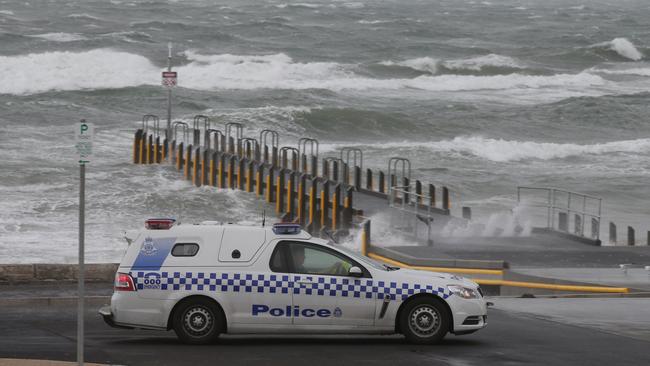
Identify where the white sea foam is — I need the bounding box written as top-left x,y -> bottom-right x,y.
0,49 -> 610,97
380,57 -> 439,73
275,3 -> 323,9
592,38 -> 644,61
0,49 -> 158,95
181,51 -> 602,92
322,137 -> 650,162
442,54 -> 524,71
67,13 -> 100,20
382,54 -> 523,73
593,67 -> 650,77
342,2 -> 365,9
27,32 -> 87,42
0,10 -> 14,15
358,19 -> 390,24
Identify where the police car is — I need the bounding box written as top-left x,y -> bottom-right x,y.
99,219 -> 487,344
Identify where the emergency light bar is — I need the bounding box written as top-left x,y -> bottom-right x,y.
145,218 -> 176,230
272,223 -> 302,235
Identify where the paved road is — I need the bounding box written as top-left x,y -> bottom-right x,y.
1,303 -> 650,366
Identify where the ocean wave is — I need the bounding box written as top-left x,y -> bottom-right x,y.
590,38 -> 644,61
323,137 -> 650,162
591,67 -> 650,77
381,54 -> 524,74
275,3 -> 325,9
442,54 -> 524,71
0,49 -> 608,96
0,9 -> 14,15
357,19 -> 391,24
0,49 -> 157,95
27,32 -> 88,42
380,57 -> 439,74
67,13 -> 100,20
180,51 -> 602,92
100,31 -> 153,43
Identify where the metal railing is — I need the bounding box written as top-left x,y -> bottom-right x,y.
517,187 -> 602,240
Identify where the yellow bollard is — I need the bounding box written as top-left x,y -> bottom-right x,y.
209,156 -> 215,187
218,157 -> 224,189
184,146 -> 192,180
309,184 -> 316,226
154,138 -> 159,164
246,162 -> 252,192
176,143 -> 184,171
146,135 -> 152,164
297,179 -> 304,224
228,159 -> 234,189
139,137 -> 144,165
286,177 -> 292,214
256,166 -> 263,196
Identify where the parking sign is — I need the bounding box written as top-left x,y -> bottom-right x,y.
75,121 -> 94,163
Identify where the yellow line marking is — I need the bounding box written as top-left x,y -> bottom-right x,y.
368,252 -> 629,293
474,279 -> 629,293
368,253 -> 503,275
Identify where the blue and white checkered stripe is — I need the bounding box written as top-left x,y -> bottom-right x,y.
131,271 -> 451,300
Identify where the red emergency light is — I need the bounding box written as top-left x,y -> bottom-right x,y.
145,218 -> 176,230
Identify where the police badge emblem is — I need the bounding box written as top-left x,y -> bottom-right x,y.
141,237 -> 158,256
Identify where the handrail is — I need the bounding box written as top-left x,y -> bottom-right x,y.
517,186 -> 602,240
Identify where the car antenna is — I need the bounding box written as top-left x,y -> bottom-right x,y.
261,209 -> 266,227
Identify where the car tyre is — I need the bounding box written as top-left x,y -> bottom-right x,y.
173,298 -> 223,344
400,297 -> 450,345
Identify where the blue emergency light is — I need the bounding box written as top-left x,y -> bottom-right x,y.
272,223 -> 302,235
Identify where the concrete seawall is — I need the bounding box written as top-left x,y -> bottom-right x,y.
0,263 -> 118,284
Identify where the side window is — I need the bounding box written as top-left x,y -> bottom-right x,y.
171,243 -> 199,257
269,243 -> 289,272
288,243 -> 357,276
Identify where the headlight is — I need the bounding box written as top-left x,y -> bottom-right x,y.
447,285 -> 480,299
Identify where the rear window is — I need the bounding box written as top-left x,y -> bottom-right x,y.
171,243 -> 199,257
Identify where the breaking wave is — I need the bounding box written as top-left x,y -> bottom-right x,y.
0,49 -> 607,96
178,51 -> 602,92
592,67 -> 650,77
442,54 -> 524,71
0,49 -> 157,95
590,38 -> 644,61
323,137 -> 650,162
381,54 -> 524,74
380,57 -> 439,73
27,32 -> 88,42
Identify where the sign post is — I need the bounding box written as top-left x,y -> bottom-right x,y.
163,43 -> 175,140
75,120 -> 93,366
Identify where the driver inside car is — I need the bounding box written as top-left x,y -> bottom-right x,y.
291,245 -> 351,276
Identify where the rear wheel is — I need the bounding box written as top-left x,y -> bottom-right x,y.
400,297 -> 450,344
172,298 -> 223,344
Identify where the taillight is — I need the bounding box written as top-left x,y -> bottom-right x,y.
114,272 -> 136,292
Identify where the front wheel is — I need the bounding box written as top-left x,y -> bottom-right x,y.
400,297 -> 450,344
172,298 -> 224,344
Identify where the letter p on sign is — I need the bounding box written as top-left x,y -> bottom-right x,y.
75,120 -> 94,163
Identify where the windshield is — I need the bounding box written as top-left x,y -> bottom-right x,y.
334,245 -> 397,271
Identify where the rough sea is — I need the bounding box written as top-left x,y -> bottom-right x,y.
1,0 -> 649,263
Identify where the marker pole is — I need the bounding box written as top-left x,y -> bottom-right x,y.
78,161 -> 85,366
166,42 -> 172,140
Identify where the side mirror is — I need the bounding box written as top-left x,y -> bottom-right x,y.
348,266 -> 363,277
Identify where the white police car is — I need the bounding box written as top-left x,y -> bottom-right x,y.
99,219 -> 487,344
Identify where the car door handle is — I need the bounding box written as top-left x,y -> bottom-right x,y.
296,280 -> 314,286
